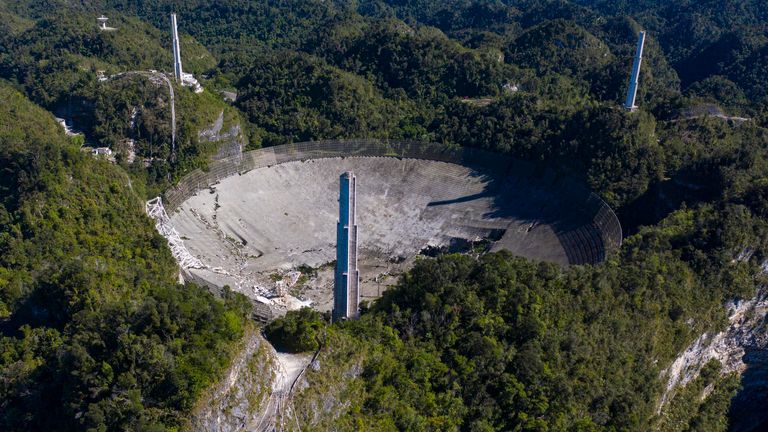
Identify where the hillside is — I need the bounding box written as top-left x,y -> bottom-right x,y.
0,83 -> 256,431
0,8 -> 250,192
1,0 -> 768,431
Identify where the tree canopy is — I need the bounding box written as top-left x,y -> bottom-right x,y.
2,0 -> 768,430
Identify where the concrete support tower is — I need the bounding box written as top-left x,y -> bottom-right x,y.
170,13 -> 183,83
624,31 -> 646,111
333,172 -> 359,322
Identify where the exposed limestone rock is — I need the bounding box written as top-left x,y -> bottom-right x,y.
198,110 -> 245,161
249,348 -> 313,431
188,327 -> 275,432
659,285 -> 768,412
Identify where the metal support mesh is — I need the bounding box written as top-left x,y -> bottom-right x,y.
162,139 -> 622,265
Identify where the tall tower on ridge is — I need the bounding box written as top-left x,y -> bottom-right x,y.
624,31 -> 646,111
333,172 -> 359,322
170,13 -> 183,83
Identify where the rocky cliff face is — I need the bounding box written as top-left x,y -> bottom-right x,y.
660,287 -> 768,406
187,324 -> 316,432
188,327 -> 275,432
287,335 -> 366,430
188,269 -> 768,431
199,110 -> 246,161
659,274 -> 768,429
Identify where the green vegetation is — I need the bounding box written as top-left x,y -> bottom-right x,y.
0,8 -> 244,193
236,51 -> 418,145
265,308 -> 325,353
280,214 -> 763,430
657,360 -> 740,432
2,0 -> 768,430
0,84 -> 252,431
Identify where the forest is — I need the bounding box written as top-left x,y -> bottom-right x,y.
0,83 -> 253,430
2,0 -> 768,430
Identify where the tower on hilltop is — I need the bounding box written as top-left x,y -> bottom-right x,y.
624,31 -> 646,111
170,13 -> 183,83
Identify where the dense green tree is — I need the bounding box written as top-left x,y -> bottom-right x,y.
3,1 -> 768,430
0,84 -> 251,431
265,307 -> 325,353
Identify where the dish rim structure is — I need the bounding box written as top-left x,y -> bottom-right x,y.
161,139 -> 623,319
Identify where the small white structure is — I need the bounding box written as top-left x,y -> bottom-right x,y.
92,147 -> 113,157
88,147 -> 116,163
181,72 -> 204,93
503,82 -> 519,93
97,15 -> 116,31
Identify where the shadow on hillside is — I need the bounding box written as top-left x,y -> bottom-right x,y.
425,161 -> 616,265
729,348 -> 768,431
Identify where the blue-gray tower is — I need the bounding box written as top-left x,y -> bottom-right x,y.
333,172 -> 359,322
170,13 -> 183,83
624,31 -> 646,111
